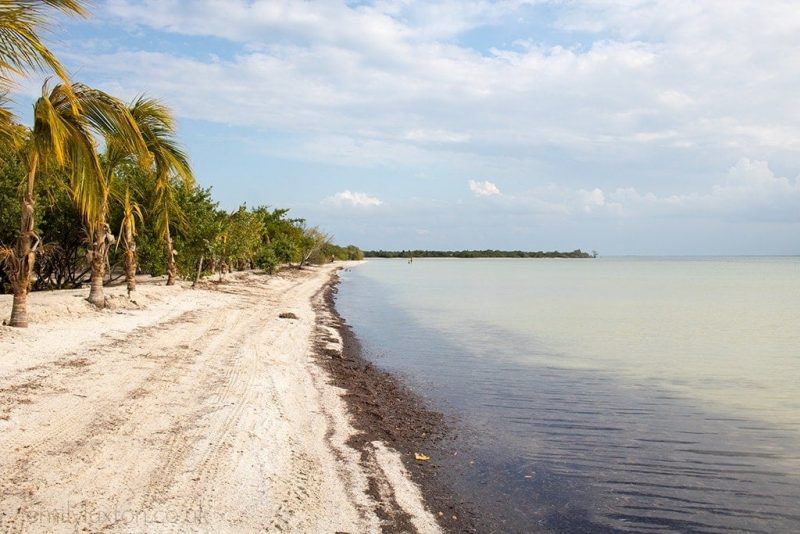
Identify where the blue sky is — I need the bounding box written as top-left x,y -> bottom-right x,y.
10,0 -> 800,254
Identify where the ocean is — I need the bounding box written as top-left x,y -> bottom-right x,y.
335,257 -> 800,533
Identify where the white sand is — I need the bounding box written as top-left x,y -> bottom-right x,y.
0,264 -> 441,533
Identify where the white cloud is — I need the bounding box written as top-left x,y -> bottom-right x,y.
37,0 -> 800,252
302,159 -> 799,254
510,159 -> 800,221
579,188 -> 607,213
404,129 -> 470,144
469,180 -> 501,196
63,0 -> 800,166
104,1 -> 542,47
323,190 -> 384,208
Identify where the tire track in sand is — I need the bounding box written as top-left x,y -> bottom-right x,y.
0,303 -> 231,532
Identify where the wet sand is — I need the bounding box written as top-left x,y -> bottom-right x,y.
314,273 -> 483,533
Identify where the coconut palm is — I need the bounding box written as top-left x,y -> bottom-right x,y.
153,172 -> 190,285
130,97 -> 194,286
1,81 -> 148,325
1,81 -> 98,327
115,183 -> 142,297
0,0 -> 87,82
73,86 -> 149,307
0,0 -> 89,137
103,96 -> 193,291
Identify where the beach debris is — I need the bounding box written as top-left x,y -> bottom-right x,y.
278,312 -> 299,319
414,452 -> 430,461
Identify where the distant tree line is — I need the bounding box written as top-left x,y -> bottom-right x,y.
364,249 -> 595,259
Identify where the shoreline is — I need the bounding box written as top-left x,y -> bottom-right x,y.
314,269 -> 481,533
0,263 -> 441,532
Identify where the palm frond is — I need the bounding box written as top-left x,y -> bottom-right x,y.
0,1 -> 89,111
152,176 -> 187,240
36,1 -> 89,16
0,244 -> 12,262
30,81 -> 103,225
75,84 -> 149,166
0,1 -> 85,88
0,4 -> 56,77
38,83 -> 149,231
130,95 -> 193,187
106,95 -> 194,245
0,90 -> 14,142
116,185 -> 143,241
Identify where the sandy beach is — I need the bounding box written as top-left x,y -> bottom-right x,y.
0,263 -> 440,533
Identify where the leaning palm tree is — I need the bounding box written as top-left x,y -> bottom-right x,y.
128,97 -> 194,286
2,81 -> 147,325
74,87 -> 149,307
2,81 -> 99,327
0,0 -> 89,137
104,96 -> 193,291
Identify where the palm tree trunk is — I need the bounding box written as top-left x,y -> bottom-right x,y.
7,156 -> 38,328
165,229 -> 177,286
123,218 -> 137,297
87,220 -> 108,308
192,254 -> 204,288
88,267 -> 104,306
10,290 -> 29,328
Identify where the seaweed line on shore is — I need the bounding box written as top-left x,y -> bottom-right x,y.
311,268 -> 481,534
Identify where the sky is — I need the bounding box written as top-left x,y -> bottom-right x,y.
9,0 -> 800,255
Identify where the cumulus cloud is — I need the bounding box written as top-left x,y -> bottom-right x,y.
62,0 -> 800,167
612,159 -> 800,220
469,180 -> 501,196
578,188 -> 607,213
511,159 -> 800,221
104,0 -> 540,46
323,190 -> 384,208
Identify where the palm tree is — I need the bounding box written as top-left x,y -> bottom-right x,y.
1,81 -> 98,327
104,96 -> 193,291
1,81 -> 148,325
129,97 -> 193,286
116,184 -> 142,296
77,88 -> 148,307
0,0 -> 89,137
153,172 -> 190,285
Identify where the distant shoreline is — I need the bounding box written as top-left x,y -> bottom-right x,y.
364,249 -> 595,259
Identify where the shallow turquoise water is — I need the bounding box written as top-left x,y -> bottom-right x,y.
336,257 -> 800,533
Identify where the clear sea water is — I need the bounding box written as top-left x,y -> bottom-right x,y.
335,257 -> 800,533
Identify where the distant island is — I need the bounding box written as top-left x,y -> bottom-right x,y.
364,249 -> 596,259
